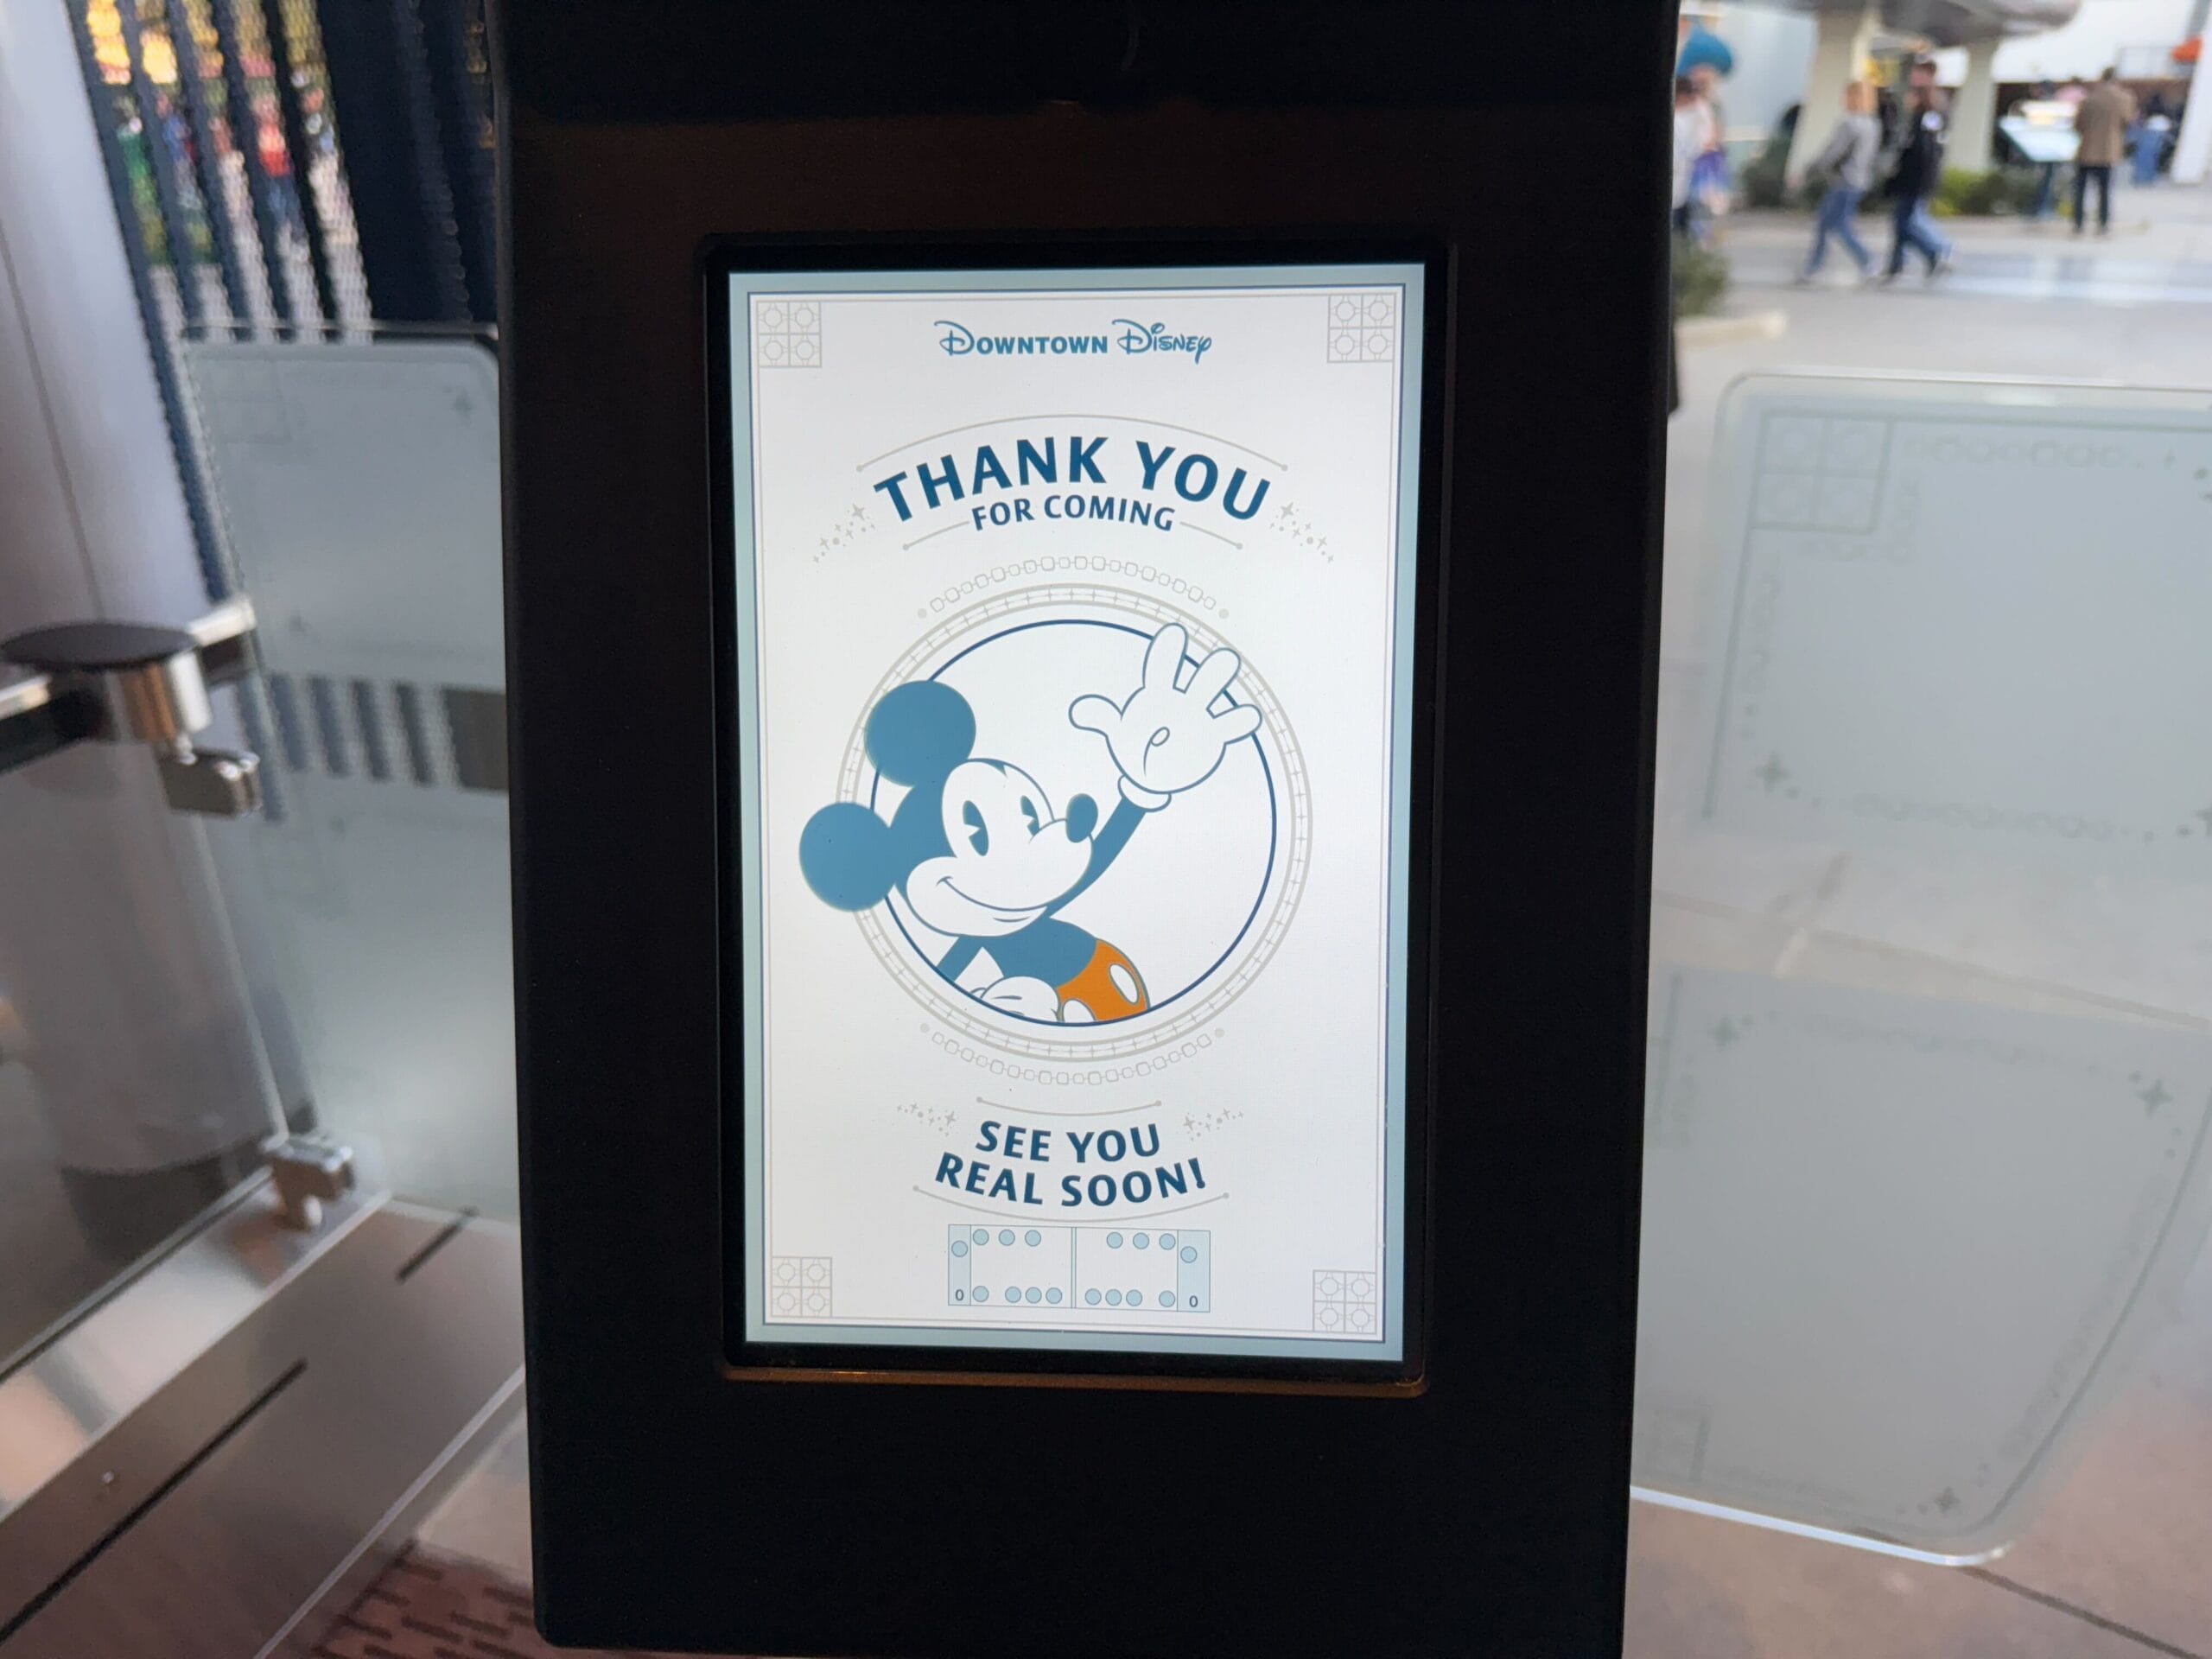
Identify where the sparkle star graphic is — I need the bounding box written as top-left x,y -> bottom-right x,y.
1933,1487 -> 1960,1515
2139,1078 -> 2172,1115
1711,1019 -> 1740,1048
1753,753 -> 1790,792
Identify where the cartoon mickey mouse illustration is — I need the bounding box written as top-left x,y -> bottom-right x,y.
799,623 -> 1262,1024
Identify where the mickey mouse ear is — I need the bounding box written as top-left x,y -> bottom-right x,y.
799,802 -> 898,910
866,681 -> 976,785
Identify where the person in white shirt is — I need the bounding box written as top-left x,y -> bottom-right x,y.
1673,77 -> 1717,238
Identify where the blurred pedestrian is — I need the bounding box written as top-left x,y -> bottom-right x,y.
2074,68 -> 2134,233
1688,61 -> 1732,232
1673,76 -> 1717,241
2133,91 -> 2172,186
2026,78 -> 2063,220
1792,79 -> 1880,283
1883,86 -> 1955,281
257,102 -> 299,237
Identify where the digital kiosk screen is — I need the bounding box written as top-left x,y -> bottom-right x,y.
716,252 -> 1430,1376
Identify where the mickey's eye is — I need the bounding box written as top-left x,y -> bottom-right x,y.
1019,796 -> 1041,835
961,800 -> 988,855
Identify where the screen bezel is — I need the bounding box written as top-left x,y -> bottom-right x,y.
704,235 -> 1447,1391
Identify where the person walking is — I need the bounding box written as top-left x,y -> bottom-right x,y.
1883,86 -> 1955,282
1688,62 -> 1732,234
2074,68 -> 2135,233
1791,79 -> 1881,283
2136,92 -> 2175,186
2024,79 -> 2063,220
1672,76 -> 1717,241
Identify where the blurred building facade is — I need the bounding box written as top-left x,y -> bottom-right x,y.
1691,0 -> 2205,172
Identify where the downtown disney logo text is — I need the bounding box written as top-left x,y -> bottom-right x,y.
934,317 -> 1214,364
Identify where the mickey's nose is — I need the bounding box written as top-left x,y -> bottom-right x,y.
1065,793 -> 1098,842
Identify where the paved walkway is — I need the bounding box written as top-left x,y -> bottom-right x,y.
1715,176 -> 2212,305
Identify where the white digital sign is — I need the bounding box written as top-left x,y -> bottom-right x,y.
721,257 -> 1427,1367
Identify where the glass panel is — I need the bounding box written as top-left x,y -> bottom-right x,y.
1,0 -> 507,1384
0,748 -> 287,1369
178,329 -> 514,1217
1634,34 -> 2212,1652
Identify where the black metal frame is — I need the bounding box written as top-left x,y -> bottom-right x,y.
500,3 -> 1672,1655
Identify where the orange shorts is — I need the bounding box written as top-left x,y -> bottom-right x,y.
1055,940 -> 1148,1024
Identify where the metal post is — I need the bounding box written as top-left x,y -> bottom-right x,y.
258,0 -> 340,327
112,0 -> 208,337
388,0 -> 472,321
315,0 -> 469,321
208,0 -> 299,335
162,0 -> 251,326
420,0 -> 496,324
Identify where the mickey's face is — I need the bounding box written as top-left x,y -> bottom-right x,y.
798,680 -> 1107,940
905,760 -> 1099,938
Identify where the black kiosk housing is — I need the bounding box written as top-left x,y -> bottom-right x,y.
499,4 -> 1669,1653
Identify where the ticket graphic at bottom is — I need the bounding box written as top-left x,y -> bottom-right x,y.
947,1224 -> 1211,1313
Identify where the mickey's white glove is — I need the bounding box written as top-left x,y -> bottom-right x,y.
1069,623 -> 1262,809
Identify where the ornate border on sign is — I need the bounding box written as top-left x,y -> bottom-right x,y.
918,554 -> 1228,618
768,1255 -> 833,1317
834,584 -> 1311,1060
1312,1268 -> 1379,1333
754,297 -> 822,369
1325,291 -> 1398,363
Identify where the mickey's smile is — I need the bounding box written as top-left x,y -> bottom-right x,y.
935,877 -> 1050,926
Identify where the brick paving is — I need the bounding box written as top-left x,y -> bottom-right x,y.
310,1548 -> 655,1659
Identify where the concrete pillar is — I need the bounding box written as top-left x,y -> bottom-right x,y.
1948,39 -> 2001,174
1787,3 -> 1883,180
2175,35 -> 2212,184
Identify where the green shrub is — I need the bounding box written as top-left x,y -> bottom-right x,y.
1672,235 -> 1731,320
1931,166 -> 2044,218
1738,127 -> 1825,211
1738,143 -> 1789,210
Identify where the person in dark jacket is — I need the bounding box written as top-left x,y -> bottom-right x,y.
1883,86 -> 1955,281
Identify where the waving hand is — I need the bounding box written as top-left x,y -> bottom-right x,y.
1070,624 -> 1262,807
